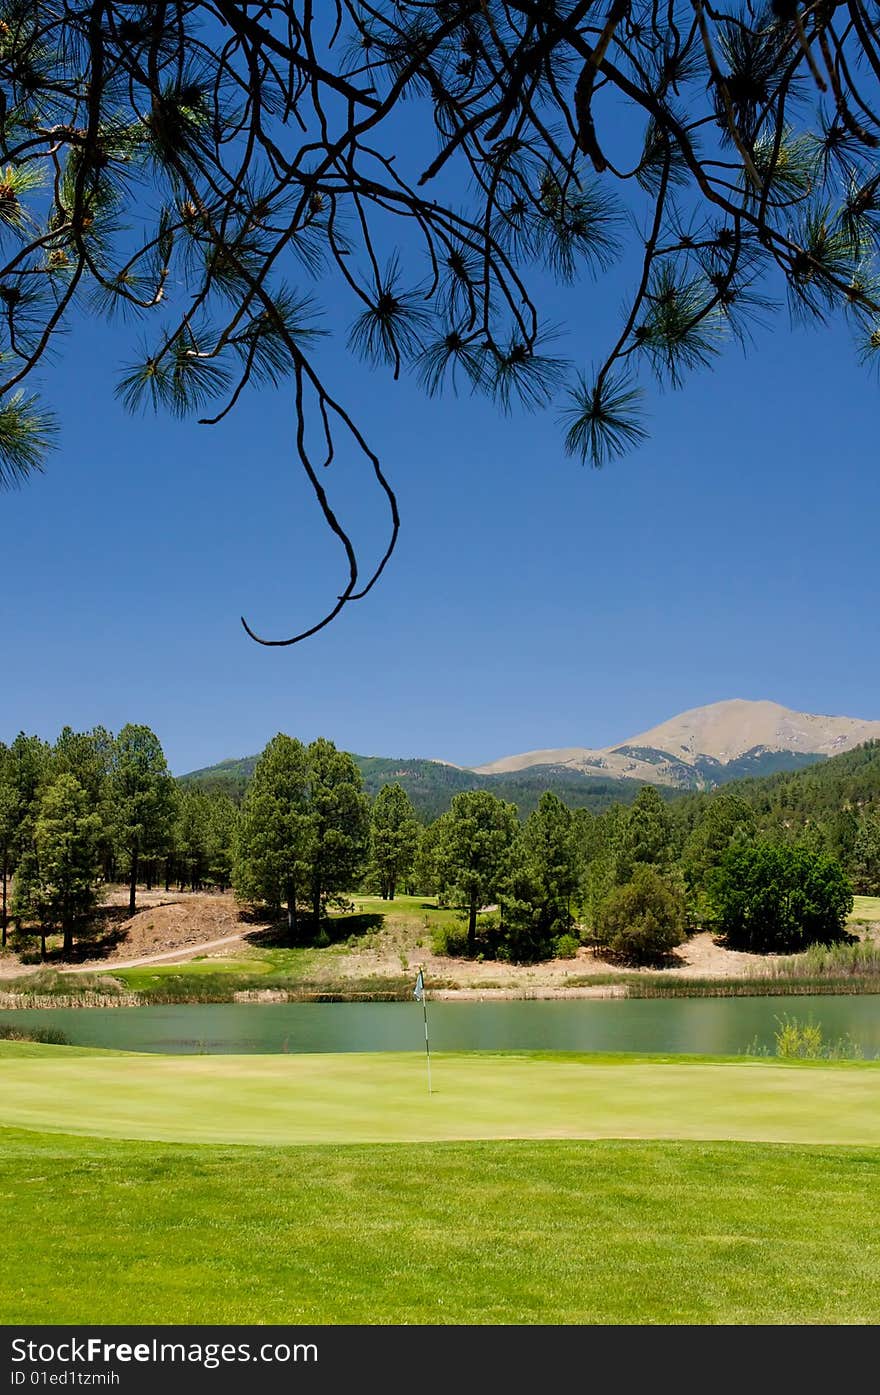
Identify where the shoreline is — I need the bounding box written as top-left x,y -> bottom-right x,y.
2,976 -> 880,1008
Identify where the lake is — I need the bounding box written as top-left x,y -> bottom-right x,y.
2,995 -> 880,1056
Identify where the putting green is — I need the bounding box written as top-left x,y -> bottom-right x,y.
2,1049 -> 880,1146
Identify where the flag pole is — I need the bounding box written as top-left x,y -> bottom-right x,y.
423,980 -> 432,1095
414,966 -> 432,1095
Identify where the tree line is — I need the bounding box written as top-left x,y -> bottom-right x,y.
0,726 -> 236,957
2,725 -> 877,964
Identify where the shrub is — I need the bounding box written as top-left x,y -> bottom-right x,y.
595,867 -> 687,965
773,1014 -> 863,1060
553,932 -> 581,959
431,922 -> 470,957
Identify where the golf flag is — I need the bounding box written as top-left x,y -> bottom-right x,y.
413,968 -> 424,1002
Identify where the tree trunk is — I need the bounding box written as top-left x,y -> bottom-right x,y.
129,845 -> 139,917
313,884 -> 322,935
1,851 -> 7,948
468,889 -> 478,956
389,876 -> 396,901
164,859 -> 171,893
62,915 -> 73,957
146,862 -> 153,891
40,924 -> 46,961
286,879 -> 297,938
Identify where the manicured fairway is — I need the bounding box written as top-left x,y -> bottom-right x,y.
2,1045 -> 880,1146
2,1128 -> 880,1324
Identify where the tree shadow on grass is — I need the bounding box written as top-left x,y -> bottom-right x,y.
243,911 -> 385,950
326,911 -> 384,942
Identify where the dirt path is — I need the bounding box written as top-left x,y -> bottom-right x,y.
63,933 -> 247,974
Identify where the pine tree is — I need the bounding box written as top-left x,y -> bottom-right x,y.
233,735 -> 312,933
521,793 -> 579,924
618,786 -> 676,879
51,725 -> 116,880
5,733 -> 51,939
31,774 -> 102,956
305,739 -> 370,930
0,744 -> 15,947
370,784 -> 420,900
852,813 -> 880,894
206,795 -> 238,892
109,726 -> 176,916
436,791 -> 519,955
502,792 -> 580,957
682,792 -> 757,889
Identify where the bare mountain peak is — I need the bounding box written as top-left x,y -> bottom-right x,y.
473,699 -> 880,786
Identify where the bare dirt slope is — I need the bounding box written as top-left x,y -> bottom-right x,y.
325,923 -> 793,994
86,888 -> 261,962
0,889 -> 269,978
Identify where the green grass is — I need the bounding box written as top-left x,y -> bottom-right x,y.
851,895 -> 880,923
0,1040 -> 123,1059
3,1128 -> 880,1323
112,947 -> 325,991
342,893 -> 462,926
4,1046 -> 880,1323
3,1047 -> 880,1147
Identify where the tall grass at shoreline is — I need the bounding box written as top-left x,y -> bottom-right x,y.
764,938 -> 880,979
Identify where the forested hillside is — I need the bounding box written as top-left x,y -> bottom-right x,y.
673,741 -> 880,861
181,753 -> 647,820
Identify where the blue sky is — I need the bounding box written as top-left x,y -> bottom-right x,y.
2,139 -> 878,774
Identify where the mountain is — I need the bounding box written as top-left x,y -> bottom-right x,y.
180,699 -> 880,819
473,699 -> 880,790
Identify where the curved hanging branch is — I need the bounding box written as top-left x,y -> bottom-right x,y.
239,361 -> 361,646
1,1 -> 879,642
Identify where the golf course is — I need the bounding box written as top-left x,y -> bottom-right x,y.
4,1040 -> 880,1324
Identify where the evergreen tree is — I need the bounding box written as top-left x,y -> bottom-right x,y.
852,813 -> 880,894
109,725 -> 176,915
175,786 -> 212,891
233,735 -> 312,933
0,744 -> 14,946
51,726 -> 114,805
436,791 -> 519,955
32,775 -> 102,956
305,739 -> 370,929
682,792 -> 757,889
618,785 -> 676,880
413,817 -> 442,896
370,783 -> 420,900
507,792 -> 579,948
51,725 -> 116,880
5,733 -> 51,939
826,808 -> 861,869
205,795 -> 238,892
581,804 -> 628,929
525,793 -> 578,916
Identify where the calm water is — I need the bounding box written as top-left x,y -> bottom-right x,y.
2,996 -> 880,1056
